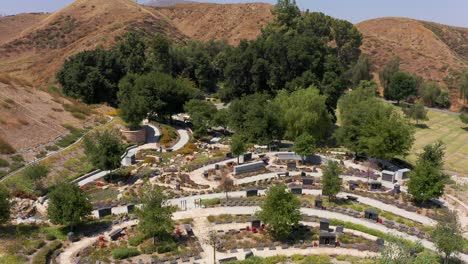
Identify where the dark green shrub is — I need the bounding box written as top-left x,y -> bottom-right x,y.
0,158 -> 9,168
128,233 -> 147,247
157,242 -> 177,254
45,233 -> 56,241
45,145 -> 60,152
31,241 -> 62,264
11,154 -> 24,163
111,247 -> 140,260
22,164 -> 49,181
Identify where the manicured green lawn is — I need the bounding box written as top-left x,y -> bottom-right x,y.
407,110 -> 468,174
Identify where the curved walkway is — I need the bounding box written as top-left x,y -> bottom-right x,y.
172,129 -> 190,151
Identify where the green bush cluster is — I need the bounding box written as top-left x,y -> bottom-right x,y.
157,241 -> 177,254
0,158 -> 9,167
111,247 -> 140,260
200,198 -> 221,207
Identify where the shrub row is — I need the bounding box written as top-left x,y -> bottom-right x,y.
31,241 -> 62,264
112,247 -> 140,260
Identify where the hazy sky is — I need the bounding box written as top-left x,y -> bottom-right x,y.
1,0 -> 467,27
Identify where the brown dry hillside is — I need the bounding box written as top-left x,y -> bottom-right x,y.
357,17 -> 468,109
0,13 -> 49,45
0,0 -> 187,85
154,2 -> 274,45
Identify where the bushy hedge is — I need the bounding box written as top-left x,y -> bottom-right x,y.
31,241 -> 62,264
157,242 -> 177,254
201,198 -> 220,207
111,247 -> 140,260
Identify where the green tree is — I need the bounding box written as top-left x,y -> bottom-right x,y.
349,54 -> 373,87
432,210 -> 464,264
47,183 -> 92,230
219,177 -> 234,200
57,49 -> 123,104
84,129 -> 124,172
387,71 -> 417,104
407,160 -> 445,203
257,185 -> 301,240
275,87 -> 333,141
116,32 -> 146,74
228,94 -> 284,145
403,102 -> 428,124
321,161 -> 342,201
147,34 -> 173,74
0,185 -> 10,224
336,82 -> 414,159
408,142 -> 446,203
420,82 -> 451,108
293,133 -> 316,164
271,0 -> 301,29
418,141 -> 445,169
213,108 -> 229,131
137,72 -> 199,120
230,136 -> 247,164
184,99 -> 217,138
117,74 -> 148,129
379,57 -> 400,93
136,184 -> 176,243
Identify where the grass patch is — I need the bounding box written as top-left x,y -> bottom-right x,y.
63,102 -> 92,120
56,124 -> 85,148
201,198 -> 221,207
404,109 -> 468,174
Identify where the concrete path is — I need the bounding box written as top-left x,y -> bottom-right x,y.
172,129 -> 190,151
58,220 -> 137,264
77,170 -> 111,187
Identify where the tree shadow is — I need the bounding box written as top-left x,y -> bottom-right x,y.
0,224 -> 40,239
414,123 -> 429,129
463,127 -> 468,132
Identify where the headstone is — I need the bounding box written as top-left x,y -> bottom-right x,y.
245,252 -> 254,259
365,209 -> 379,221
302,177 -> 314,186
67,232 -> 76,242
287,161 -> 297,170
203,171 -> 209,178
246,188 -> 258,197
97,207 -> 112,218
319,231 -> 336,246
394,184 -> 401,194
251,219 -> 261,229
127,203 -> 135,214
315,198 -> 323,208
335,226 -> 344,233
175,183 -> 181,191
320,219 -> 330,231
301,171 -> 306,177
291,186 -> 302,195
369,181 -> 382,190
226,152 -> 233,158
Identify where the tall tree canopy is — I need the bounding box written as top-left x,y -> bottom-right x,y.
321,161 -> 342,200
336,81 -> 414,159
184,99 -> 217,138
47,183 -> 92,229
257,185 -> 301,240
220,3 -> 362,107
432,210 -> 464,264
227,94 -> 284,145
275,87 -> 333,141
57,48 -> 124,104
136,184 -> 176,242
117,73 -> 148,128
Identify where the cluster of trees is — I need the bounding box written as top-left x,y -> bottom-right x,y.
380,57 -> 450,108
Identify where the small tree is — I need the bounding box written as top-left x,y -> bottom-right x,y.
321,161 -> 342,201
205,230 -> 223,264
387,71 -> 417,104
257,185 -> 301,241
47,183 -> 92,230
84,129 -> 125,174
379,57 -> 400,93
403,103 -> 427,124
21,163 -> 49,181
432,210 -> 463,264
293,133 -> 316,164
136,184 -> 176,243
219,177 -> 234,200
379,235 -> 424,264
230,135 -> 246,164
0,185 -> 10,224
419,140 -> 445,169
184,99 -> 217,138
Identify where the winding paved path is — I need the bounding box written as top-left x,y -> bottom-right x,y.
172,129 -> 190,151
